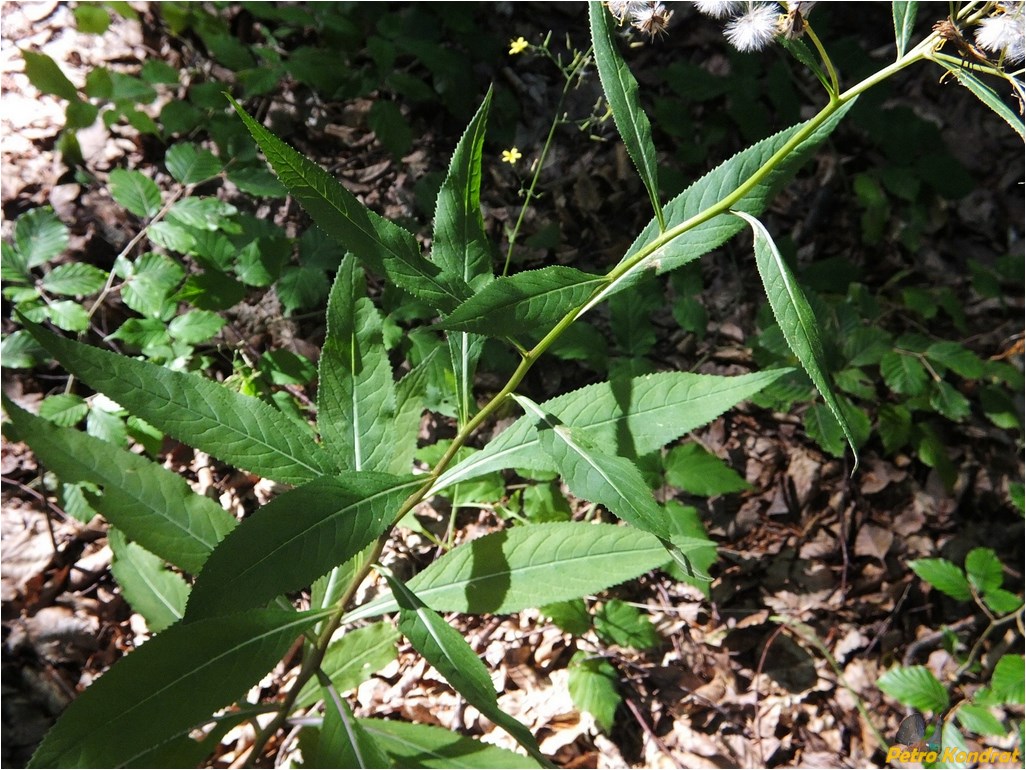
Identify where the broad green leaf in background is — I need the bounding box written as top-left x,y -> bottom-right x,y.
14,206 -> 70,267
312,688 -> 390,769
660,501 -> 718,593
737,211 -> 859,466
929,381 -> 971,422
990,655 -> 1025,704
117,252 -> 184,318
589,2 -> 664,230
21,49 -> 79,100
432,89 -> 493,425
880,351 -> 929,396
229,96 -> 471,312
934,60 -> 1025,140
541,599 -> 592,636
936,722 -> 970,769
46,300 -> 90,332
437,267 -> 607,338
955,704 -> 1007,737
609,102 -> 856,298
278,265 -> 331,313
295,622 -> 399,708
909,557 -> 971,601
877,665 -> 950,713
109,168 -> 163,219
109,528 -> 189,633
964,547 -> 1003,594
318,256 -> 397,472
165,141 -> 223,184
167,308 -> 225,344
166,197 -> 237,231
512,394 -> 673,541
38,393 -> 89,426
2,397 -> 235,574
434,369 -> 790,493
664,442 -> 752,496
40,262 -> 107,296
382,570 -> 549,766
28,608 -> 331,769
892,1 -> 918,58
594,599 -> 660,650
185,473 -> 420,621
924,341 -> 984,379
568,651 -> 621,733
345,523 -> 670,621
22,317 -> 336,485
360,718 -> 540,769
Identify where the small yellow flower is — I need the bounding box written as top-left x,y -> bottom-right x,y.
501,147 -> 522,164
509,36 -> 529,55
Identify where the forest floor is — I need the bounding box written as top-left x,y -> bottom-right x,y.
1,2 -> 1024,768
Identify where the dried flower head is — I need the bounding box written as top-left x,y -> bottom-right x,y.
608,1 -> 674,38
975,3 -> 1025,64
632,2 -> 674,37
780,1 -> 815,39
724,2 -> 781,52
607,0 -> 650,23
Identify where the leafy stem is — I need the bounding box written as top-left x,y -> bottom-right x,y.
247,19 -> 955,765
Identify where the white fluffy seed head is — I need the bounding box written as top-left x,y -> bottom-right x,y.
724,3 -> 781,52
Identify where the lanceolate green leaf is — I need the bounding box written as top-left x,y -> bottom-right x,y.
933,61 -> 1025,140
736,211 -> 859,467
432,90 -> 493,425
2,397 -> 235,574
21,316 -> 335,485
433,369 -> 790,493
437,267 -> 607,338
589,2 -> 663,229
892,1 -> 918,58
228,96 -> 471,312
432,87 -> 493,287
512,394 -> 673,541
28,608 -> 331,769
318,256 -> 397,472
296,622 -> 399,708
345,523 -> 669,621
609,102 -> 856,297
314,690 -> 390,768
109,528 -> 189,633
360,718 -> 540,769
185,473 -> 420,621
382,571 -> 549,767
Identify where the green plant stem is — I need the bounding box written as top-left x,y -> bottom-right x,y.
502,47 -> 592,276
954,607 -> 1025,679
773,616 -> 890,751
803,24 -> 840,98
245,26 -> 951,765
